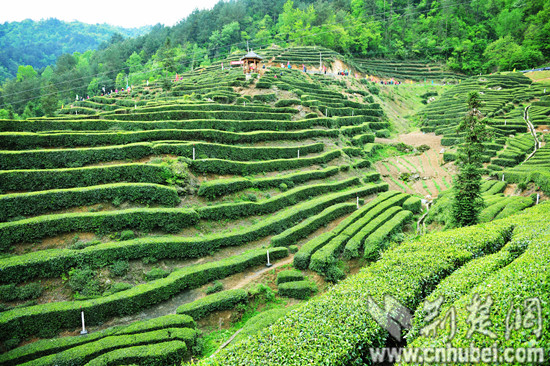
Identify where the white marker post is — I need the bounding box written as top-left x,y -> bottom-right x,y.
502,174 -> 505,182
325,108 -> 328,116
356,195 -> 360,209
80,307 -> 88,335
505,119 -> 507,126
266,249 -> 272,267
297,149 -> 300,158
536,193 -> 540,205
192,146 -> 196,161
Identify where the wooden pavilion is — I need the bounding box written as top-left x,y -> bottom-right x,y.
241,50 -> 263,74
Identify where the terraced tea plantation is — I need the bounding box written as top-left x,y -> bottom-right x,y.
352,58 -> 464,82
0,51 -> 548,365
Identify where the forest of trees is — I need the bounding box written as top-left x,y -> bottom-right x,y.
0,18 -> 150,81
1,0 -> 549,118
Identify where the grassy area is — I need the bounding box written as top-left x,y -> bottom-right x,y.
375,84 -> 449,133
524,70 -> 550,83
197,283 -> 287,358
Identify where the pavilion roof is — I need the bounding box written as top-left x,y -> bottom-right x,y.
240,50 -> 263,61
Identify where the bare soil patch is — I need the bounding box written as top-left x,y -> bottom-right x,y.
374,132 -> 454,198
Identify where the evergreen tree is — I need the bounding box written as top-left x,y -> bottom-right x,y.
41,83 -> 59,117
451,92 -> 487,227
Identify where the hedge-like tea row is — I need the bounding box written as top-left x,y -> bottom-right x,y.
276,269 -> 304,285
112,102 -> 296,114
402,196 -> 422,213
363,210 -> 413,259
102,109 -> 293,121
342,206 -> 403,260
0,163 -> 169,192
23,328 -> 195,366
0,314 -> 195,365
363,171 -> 381,183
277,280 -> 317,300
198,166 -> 339,199
229,307 -> 292,346
501,169 -> 550,195
0,247 -> 288,341
274,99 -> 301,107
203,204 -> 524,365
0,183 -> 179,222
188,149 -> 341,175
342,147 -> 363,157
340,123 -> 370,136
493,195 -> 534,220
176,289 -> 248,320
0,141 -> 324,170
270,202 -> 356,247
481,180 -> 507,195
198,177 -> 359,221
309,192 -> 409,274
0,116 -> 378,133
405,206 -> 550,361
0,128 -> 339,149
0,326 -> 122,366
0,183 -> 388,284
293,191 -> 401,270
407,239 -> 527,343
0,208 -> 199,251
83,340 -> 187,366
351,133 -> 375,146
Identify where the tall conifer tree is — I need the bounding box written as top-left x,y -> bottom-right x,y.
451,92 -> 487,227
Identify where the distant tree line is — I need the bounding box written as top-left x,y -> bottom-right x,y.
1,0 -> 549,118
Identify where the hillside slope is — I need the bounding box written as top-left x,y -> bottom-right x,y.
203,202 -> 550,365
0,53 -> 548,364
0,18 -> 150,80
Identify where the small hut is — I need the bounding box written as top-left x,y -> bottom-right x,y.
241,50 -> 263,74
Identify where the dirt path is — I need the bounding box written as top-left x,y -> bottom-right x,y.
374,132 -> 454,198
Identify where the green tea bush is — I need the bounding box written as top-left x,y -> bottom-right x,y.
0,184 -> 387,284
205,281 -> 224,295
84,340 -> 188,366
176,289 -> 248,320
0,283 -> 43,302
0,164 -> 169,192
276,269 -> 304,285
145,267 -> 170,281
119,230 -> 135,241
205,203 -> 527,364
0,207 -> 199,250
0,183 -> 180,222
0,248 -> 287,342
109,260 -> 129,277
277,280 -> 317,300
68,267 -> 101,297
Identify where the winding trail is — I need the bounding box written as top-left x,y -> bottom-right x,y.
416,201 -> 432,235
523,105 -> 541,163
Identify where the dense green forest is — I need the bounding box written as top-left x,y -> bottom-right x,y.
0,18 -> 151,81
1,0 -> 549,118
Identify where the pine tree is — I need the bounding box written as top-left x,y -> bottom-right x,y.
41,83 -> 58,117
451,92 -> 487,227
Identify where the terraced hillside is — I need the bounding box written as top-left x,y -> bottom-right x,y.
352,58 -> 463,82
204,202 -> 550,365
0,51 -> 548,365
420,72 -> 548,195
0,59 -> 425,364
419,73 -> 546,143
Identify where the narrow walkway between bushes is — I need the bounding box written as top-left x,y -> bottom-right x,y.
522,105 -> 541,163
